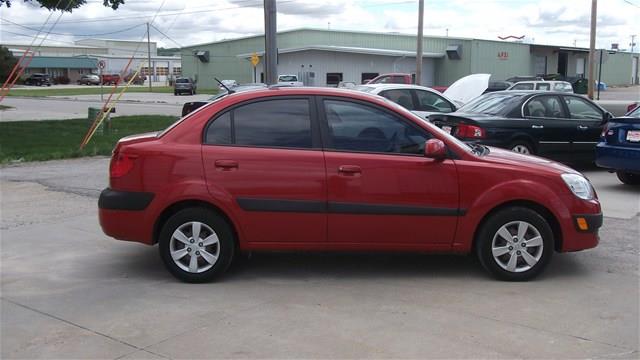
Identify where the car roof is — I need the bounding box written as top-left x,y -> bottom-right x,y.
491,90 -> 577,95
512,80 -> 571,84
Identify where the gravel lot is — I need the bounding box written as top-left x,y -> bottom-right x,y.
0,157 -> 638,359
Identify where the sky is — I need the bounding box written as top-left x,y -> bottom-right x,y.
0,0 -> 638,51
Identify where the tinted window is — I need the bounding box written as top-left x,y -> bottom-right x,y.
234,99 -> 312,148
563,96 -> 602,120
379,89 -> 414,110
512,83 -> 534,90
176,79 -> 190,83
414,90 -> 454,112
524,96 -> 565,118
205,112 -> 231,144
324,100 -> 429,154
536,83 -> 551,91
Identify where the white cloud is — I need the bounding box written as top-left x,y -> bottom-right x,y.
0,0 -> 637,51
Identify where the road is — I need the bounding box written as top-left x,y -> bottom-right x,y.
0,92 -> 212,121
1,157 -> 638,359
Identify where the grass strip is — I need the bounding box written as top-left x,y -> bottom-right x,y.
0,115 -> 178,163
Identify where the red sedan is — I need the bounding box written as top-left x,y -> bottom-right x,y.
99,87 -> 602,282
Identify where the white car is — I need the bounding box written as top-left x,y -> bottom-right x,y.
507,80 -> 574,93
277,74 -> 304,87
354,83 -> 462,120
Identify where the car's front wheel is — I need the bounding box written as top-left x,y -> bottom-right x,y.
159,208 -> 234,283
476,207 -> 553,281
616,171 -> 640,185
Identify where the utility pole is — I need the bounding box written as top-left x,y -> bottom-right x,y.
631,35 -> 637,53
587,0 -> 597,99
147,22 -> 152,92
264,0 -> 278,85
415,0 -> 424,85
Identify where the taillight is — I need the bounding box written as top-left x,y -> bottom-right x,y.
455,124 -> 486,139
110,152 -> 137,178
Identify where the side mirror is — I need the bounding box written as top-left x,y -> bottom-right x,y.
601,112 -> 612,125
424,139 -> 447,160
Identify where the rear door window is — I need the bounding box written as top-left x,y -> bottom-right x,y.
379,89 -> 415,110
204,98 -> 313,149
524,96 -> 566,118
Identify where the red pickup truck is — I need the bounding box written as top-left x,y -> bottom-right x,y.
101,74 -> 121,85
367,73 -> 448,92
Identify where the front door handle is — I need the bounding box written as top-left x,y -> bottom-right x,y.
338,165 -> 361,175
214,160 -> 238,170
531,125 -> 544,129
577,125 -> 588,130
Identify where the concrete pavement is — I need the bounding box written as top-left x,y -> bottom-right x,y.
0,158 -> 638,359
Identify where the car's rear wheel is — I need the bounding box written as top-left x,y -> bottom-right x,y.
476,207 -> 553,281
509,141 -> 533,155
159,208 -> 234,283
616,171 -> 640,185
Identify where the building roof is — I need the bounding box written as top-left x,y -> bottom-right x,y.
237,45 -> 444,58
24,56 -> 98,69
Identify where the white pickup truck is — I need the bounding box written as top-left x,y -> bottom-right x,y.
278,74 -> 304,87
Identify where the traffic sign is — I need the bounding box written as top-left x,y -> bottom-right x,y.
250,52 -> 260,67
98,60 -> 106,69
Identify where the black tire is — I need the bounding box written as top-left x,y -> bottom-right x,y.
616,171 -> 640,185
159,208 -> 235,283
476,207 -> 554,281
193,89 -> 196,95
509,140 -> 534,155
174,91 -> 178,96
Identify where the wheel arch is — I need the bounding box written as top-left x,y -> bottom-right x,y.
507,134 -> 537,154
153,199 -> 241,252
471,199 -> 563,253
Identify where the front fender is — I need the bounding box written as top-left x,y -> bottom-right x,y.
453,179 -> 568,252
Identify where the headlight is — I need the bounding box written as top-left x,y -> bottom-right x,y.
561,173 -> 594,200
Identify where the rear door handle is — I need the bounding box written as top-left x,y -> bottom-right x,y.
214,160 -> 238,170
338,165 -> 361,175
531,125 -> 544,129
577,125 -> 588,130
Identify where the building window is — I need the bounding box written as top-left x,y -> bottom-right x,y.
361,73 -> 378,83
172,67 -> 181,76
156,67 -> 168,76
326,72 -> 343,87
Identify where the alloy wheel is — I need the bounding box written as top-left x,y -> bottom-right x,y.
511,144 -> 531,154
491,221 -> 543,273
169,221 -> 220,273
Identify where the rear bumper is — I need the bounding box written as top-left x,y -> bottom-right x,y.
98,188 -> 155,244
595,143 -> 640,172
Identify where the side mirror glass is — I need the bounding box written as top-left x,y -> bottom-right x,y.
424,139 -> 447,160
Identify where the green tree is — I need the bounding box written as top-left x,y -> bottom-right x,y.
0,46 -> 19,83
0,0 -> 124,11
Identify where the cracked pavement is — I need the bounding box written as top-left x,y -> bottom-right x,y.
1,157 -> 638,359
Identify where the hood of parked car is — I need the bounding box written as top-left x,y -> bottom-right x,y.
482,146 -> 579,175
443,74 -> 490,105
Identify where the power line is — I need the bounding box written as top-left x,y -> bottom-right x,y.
150,23 -> 182,49
0,18 -> 145,36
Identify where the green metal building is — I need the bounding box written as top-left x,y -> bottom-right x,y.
181,28 -> 640,90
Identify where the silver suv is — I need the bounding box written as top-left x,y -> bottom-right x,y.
174,78 -> 197,95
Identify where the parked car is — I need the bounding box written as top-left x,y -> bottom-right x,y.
101,74 -> 121,85
124,73 -> 146,85
182,83 -> 267,116
77,74 -> 100,85
366,73 -> 414,85
218,79 -> 238,90
277,74 -> 303,86
505,76 -> 544,83
24,73 -> 52,86
595,105 -> 640,185
429,91 -> 612,163
507,81 -> 574,93
99,87 -> 601,283
354,83 -> 460,120
175,77 -> 197,95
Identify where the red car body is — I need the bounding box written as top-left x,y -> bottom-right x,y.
99,87 -> 601,281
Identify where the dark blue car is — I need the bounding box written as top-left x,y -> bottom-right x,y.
596,105 -> 640,185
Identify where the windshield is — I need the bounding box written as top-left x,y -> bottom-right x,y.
175,79 -> 190,83
279,75 -> 297,82
353,85 -> 376,93
458,92 -> 525,115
